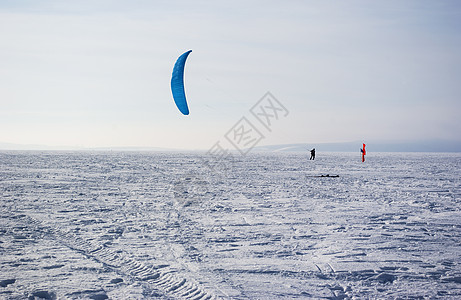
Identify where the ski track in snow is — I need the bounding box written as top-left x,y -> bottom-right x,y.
0,151 -> 460,299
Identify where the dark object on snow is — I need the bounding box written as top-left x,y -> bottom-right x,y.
90,294 -> 109,300
375,273 -> 396,284
28,290 -> 56,300
110,278 -> 123,284
0,279 -> 15,287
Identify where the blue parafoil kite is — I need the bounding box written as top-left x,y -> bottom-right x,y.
171,50 -> 192,115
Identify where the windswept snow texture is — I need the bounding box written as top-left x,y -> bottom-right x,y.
1,151 -> 460,299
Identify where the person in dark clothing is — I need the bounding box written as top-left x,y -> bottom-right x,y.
310,148 -> 315,160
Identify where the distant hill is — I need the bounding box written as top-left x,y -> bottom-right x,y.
0,142 -> 62,151
2,140 -> 460,152
253,140 -> 461,153
0,142 -> 174,152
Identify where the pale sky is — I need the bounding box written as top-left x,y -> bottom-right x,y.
1,0 -> 460,150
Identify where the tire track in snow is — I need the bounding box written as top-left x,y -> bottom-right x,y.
12,214 -> 219,299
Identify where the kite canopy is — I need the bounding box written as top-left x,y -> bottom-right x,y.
171,50 -> 192,115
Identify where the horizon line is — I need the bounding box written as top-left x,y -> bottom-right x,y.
1,140 -> 461,153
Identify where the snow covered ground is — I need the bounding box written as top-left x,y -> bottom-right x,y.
1,151 -> 460,299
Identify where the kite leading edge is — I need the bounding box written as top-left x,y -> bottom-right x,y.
171,50 -> 192,115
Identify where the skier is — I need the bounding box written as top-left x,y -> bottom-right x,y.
310,148 -> 316,160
